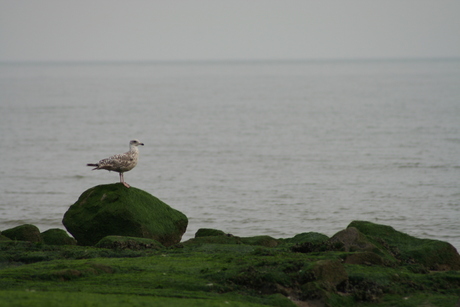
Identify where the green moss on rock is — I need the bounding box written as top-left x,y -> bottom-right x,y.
348,221 -> 460,270
62,184 -> 188,247
1,221 -> 460,307
183,236 -> 243,245
302,259 -> 348,290
195,228 -> 226,238
2,224 -> 43,243
326,226 -> 398,266
344,251 -> 385,266
0,232 -> 11,242
240,236 -> 279,247
41,229 -> 77,246
329,227 -> 379,253
184,235 -> 279,248
282,232 -> 329,245
95,236 -> 164,250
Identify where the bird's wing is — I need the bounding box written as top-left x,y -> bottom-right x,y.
98,152 -> 136,171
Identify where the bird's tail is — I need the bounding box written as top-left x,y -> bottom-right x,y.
87,163 -> 99,170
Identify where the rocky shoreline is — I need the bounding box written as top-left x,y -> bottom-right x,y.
1,184 -> 459,306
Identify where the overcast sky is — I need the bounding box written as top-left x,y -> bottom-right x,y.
1,1 -> 459,62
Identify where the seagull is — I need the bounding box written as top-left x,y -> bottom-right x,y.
87,139 -> 144,188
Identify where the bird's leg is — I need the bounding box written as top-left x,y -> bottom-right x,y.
120,173 -> 130,188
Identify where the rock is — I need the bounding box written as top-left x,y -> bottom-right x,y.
240,235 -> 279,247
194,228 -> 279,247
183,235 -> 243,245
95,236 -> 164,250
328,227 -> 379,253
185,234 -> 279,248
283,232 -> 329,245
41,229 -> 77,246
195,228 -> 226,237
348,220 -> 460,270
285,232 -> 330,253
2,224 -> 43,243
0,232 -> 12,241
344,251 -> 384,265
300,281 -> 330,301
300,259 -> 348,300
306,259 -> 348,289
62,184 -> 188,247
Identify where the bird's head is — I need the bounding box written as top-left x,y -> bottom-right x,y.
130,139 -> 144,147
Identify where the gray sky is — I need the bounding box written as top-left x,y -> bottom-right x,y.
1,1 -> 459,62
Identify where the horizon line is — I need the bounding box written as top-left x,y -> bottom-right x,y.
1,56 -> 460,66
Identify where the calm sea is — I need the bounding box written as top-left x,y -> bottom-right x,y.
1,59 -> 459,250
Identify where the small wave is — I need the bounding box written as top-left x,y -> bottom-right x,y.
374,216 -> 408,222
393,162 -> 458,169
427,164 -> 454,169
0,219 -> 30,228
277,194 -> 294,199
394,162 -> 421,168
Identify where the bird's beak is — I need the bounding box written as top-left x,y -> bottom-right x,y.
140,143 -> 144,146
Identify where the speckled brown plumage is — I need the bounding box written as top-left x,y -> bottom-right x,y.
87,139 -> 144,188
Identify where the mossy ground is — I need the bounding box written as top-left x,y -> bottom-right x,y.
1,238 -> 459,307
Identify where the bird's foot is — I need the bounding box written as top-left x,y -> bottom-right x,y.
122,182 -> 130,188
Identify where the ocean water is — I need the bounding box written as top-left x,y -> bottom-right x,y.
0,59 -> 459,250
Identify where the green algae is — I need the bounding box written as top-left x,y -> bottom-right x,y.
360,294 -> 460,307
1,221 -> 460,307
343,263 -> 460,304
0,244 -> 296,306
349,221 -> 460,270
0,290 -> 272,307
240,236 -> 279,247
281,232 -> 329,245
183,236 -> 244,246
184,234 -> 280,248
195,228 -> 227,237
2,224 -> 43,243
41,229 -> 77,246
95,235 -> 164,250
62,184 -> 188,246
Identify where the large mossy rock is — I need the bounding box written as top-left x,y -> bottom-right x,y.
349,220 -> 460,270
62,184 -> 188,247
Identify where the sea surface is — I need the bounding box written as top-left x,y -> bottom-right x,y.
1,59 -> 459,250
